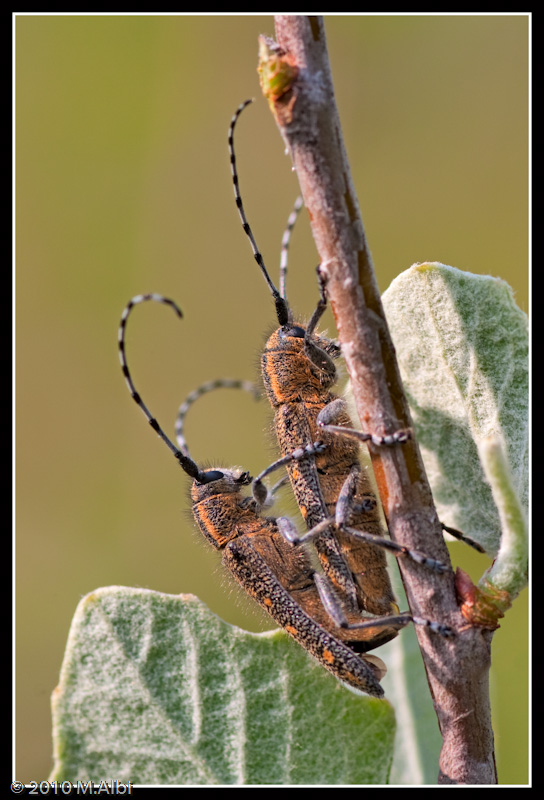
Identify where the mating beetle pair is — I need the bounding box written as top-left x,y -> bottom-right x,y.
118,100 -> 463,697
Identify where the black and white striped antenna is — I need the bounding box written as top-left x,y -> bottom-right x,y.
228,98 -> 293,327
118,293 -> 214,485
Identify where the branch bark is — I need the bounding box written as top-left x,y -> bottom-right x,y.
262,15 -> 498,785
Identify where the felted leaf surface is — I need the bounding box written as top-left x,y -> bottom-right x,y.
382,263 -> 528,555
50,586 -> 396,786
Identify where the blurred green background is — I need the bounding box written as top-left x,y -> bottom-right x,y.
16,15 -> 528,785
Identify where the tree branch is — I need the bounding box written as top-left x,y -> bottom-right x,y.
261,15 -> 497,785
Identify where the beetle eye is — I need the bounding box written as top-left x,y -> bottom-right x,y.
280,325 -> 305,339
198,470 -> 224,485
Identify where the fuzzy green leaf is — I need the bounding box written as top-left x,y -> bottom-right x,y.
50,586 -> 396,786
378,570 -> 443,784
382,263 -> 528,555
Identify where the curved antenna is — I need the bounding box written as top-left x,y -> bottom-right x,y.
279,194 -> 304,314
228,99 -> 290,326
175,378 -> 261,458
118,294 -> 208,484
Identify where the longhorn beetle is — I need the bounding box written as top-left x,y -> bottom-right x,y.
178,375 -> 453,642
118,294 -> 450,696
228,100 -> 462,642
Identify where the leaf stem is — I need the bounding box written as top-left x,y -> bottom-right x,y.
478,436 -> 528,596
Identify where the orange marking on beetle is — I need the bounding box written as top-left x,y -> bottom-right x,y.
285,624 -> 298,636
322,648 -> 335,665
